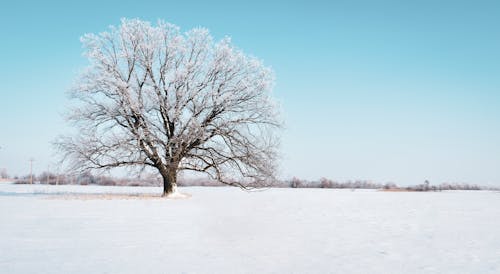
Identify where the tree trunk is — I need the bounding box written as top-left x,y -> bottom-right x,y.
162,167 -> 177,196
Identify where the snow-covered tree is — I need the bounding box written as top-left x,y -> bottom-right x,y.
57,19 -> 280,196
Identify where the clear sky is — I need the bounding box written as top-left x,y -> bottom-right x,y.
1,0 -> 499,185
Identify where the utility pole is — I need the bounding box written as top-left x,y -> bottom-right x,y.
29,158 -> 34,184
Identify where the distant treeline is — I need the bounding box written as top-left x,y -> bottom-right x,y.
280,178 -> 496,191
283,178 -> 383,189
12,171 -> 226,187
9,172 -> 500,191
13,172 -> 160,187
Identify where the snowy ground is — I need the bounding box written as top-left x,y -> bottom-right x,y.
1,183 -> 499,274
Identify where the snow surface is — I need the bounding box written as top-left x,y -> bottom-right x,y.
1,184 -> 500,273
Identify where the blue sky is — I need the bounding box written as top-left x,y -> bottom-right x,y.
1,0 -> 499,185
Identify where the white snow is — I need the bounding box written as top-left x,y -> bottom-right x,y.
1,184 -> 499,273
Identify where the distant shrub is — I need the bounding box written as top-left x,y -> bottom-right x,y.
383,183 -> 397,190
0,168 -> 9,179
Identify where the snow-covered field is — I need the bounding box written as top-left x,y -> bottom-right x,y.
1,183 -> 499,274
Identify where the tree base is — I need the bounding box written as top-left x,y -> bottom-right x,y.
161,185 -> 191,199
161,191 -> 191,199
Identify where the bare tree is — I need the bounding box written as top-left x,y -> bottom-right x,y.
56,19 -> 280,196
